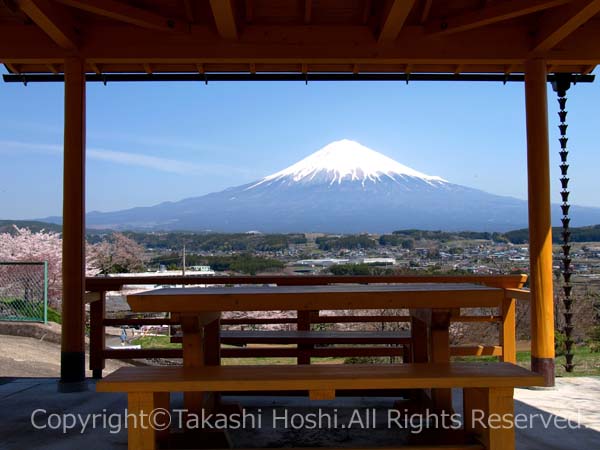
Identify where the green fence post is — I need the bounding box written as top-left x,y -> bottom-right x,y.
43,261 -> 48,325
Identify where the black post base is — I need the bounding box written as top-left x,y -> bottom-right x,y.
531,356 -> 555,387
59,351 -> 87,392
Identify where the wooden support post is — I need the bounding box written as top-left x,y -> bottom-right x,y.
500,297 -> 517,364
463,387 -> 515,450
89,291 -> 106,379
203,317 -> 222,411
525,58 -> 555,387
127,392 -> 170,450
180,314 -> 205,413
203,317 -> 221,366
309,389 -> 336,401
297,310 -> 315,364
180,313 -> 220,414
429,309 -> 452,411
60,57 -> 86,388
410,313 -> 429,363
409,309 -> 452,412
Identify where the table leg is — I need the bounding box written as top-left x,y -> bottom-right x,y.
410,309 -> 453,412
203,318 -> 221,366
181,314 -> 205,414
463,387 -> 515,450
178,313 -> 229,447
430,309 -> 452,412
297,310 -> 315,364
203,317 -> 221,412
410,315 -> 429,363
127,392 -> 169,450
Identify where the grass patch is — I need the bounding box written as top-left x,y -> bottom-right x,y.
453,345 -> 600,377
130,335 -> 600,375
131,335 -> 180,349
0,298 -> 60,323
130,335 -> 345,365
47,307 -> 61,324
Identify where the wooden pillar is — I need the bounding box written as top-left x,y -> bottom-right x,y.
60,57 -> 87,387
524,59 -> 555,386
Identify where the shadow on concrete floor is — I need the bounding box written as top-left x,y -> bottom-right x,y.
0,378 -> 599,450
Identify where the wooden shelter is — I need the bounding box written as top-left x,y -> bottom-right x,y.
2,0 -> 600,389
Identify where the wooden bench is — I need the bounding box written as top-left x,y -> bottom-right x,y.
97,362 -> 544,450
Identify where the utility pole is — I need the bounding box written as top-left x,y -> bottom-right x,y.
182,243 -> 186,277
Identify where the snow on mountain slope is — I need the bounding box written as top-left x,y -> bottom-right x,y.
48,139 -> 600,232
248,139 -> 446,189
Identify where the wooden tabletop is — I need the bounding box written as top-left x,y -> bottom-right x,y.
127,283 -> 505,313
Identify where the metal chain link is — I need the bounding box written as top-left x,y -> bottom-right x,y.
0,262 -> 48,323
553,74 -> 574,372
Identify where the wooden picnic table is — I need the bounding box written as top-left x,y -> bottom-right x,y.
127,283 -> 508,411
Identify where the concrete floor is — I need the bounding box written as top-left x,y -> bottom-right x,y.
0,377 -> 598,450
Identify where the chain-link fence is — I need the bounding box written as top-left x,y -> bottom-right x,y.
0,262 -> 48,323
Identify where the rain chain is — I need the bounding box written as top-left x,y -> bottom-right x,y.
552,74 -> 574,372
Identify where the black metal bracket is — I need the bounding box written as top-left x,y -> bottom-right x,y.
2,72 -> 596,84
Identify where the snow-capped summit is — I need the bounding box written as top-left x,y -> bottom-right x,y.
249,139 -> 446,189
74,139 -> 600,233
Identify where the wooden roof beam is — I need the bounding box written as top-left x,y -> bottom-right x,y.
362,0 -> 372,24
5,62 -> 21,74
581,64 -> 596,74
378,0 -> 417,43
420,0 -> 433,24
182,0 -> 195,23
305,0 -> 312,24
17,0 -> 78,50
55,0 -> 183,32
89,61 -> 101,74
532,0 -> 600,52
504,64 -> 518,75
4,22 -> 600,66
426,0 -> 571,36
245,0 -> 253,23
209,0 -> 238,40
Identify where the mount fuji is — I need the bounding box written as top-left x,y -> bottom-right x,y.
71,139 -> 600,233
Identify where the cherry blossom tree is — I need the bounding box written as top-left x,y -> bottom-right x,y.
0,226 -> 99,308
87,233 -> 148,274
0,226 -> 63,306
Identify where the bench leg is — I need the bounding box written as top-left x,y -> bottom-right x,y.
128,392 -> 170,450
463,387 -> 515,450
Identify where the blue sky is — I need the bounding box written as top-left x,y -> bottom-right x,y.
0,66 -> 598,219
